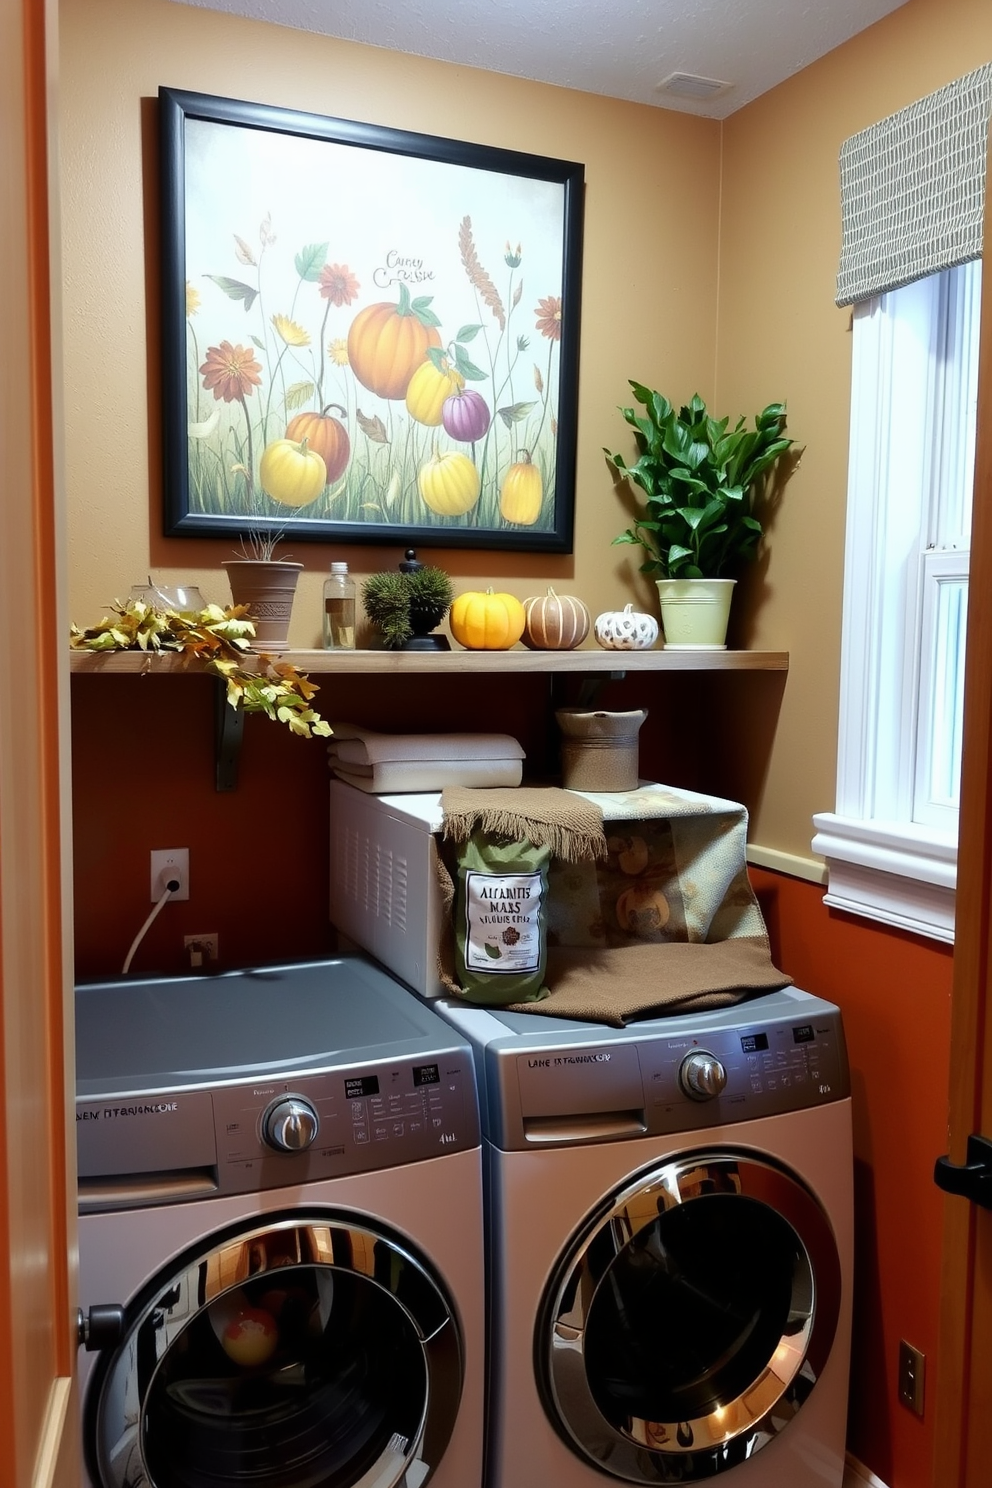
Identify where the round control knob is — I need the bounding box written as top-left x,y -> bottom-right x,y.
679,1051 -> 728,1102
262,1096 -> 319,1153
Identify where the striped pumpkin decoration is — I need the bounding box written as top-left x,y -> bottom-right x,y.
522,588 -> 591,651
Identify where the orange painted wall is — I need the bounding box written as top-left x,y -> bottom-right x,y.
751,866 -> 954,1486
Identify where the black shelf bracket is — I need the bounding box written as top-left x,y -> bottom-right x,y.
214,680 -> 245,792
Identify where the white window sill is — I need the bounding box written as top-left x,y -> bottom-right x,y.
810,813 -> 956,944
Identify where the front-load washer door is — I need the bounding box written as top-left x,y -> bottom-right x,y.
537,1149 -> 842,1484
83,1210 -> 463,1488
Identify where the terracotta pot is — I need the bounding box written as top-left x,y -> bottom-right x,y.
223,560 -> 303,651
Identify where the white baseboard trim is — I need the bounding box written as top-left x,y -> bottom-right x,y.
745,844 -> 828,885
844,1450 -> 890,1488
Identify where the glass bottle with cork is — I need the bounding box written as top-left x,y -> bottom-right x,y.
322,561 -> 356,650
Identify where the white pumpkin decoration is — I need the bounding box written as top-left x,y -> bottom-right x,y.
522,587 -> 591,650
594,603 -> 659,651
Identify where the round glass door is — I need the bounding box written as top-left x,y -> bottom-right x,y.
538,1150 -> 842,1483
85,1212 -> 462,1488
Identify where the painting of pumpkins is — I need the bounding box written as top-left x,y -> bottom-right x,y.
162,89 -> 583,554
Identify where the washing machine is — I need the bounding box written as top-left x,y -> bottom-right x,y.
432,984 -> 853,1488
74,956 -> 485,1488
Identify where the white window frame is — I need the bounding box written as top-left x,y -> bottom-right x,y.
812,261 -> 981,944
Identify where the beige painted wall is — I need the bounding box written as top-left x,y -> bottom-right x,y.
719,0 -> 992,853
59,0 -> 992,861
58,0 -> 719,639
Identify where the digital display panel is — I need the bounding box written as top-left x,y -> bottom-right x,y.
792,1025 -> 816,1044
740,1033 -> 769,1053
413,1064 -> 440,1087
345,1076 -> 380,1098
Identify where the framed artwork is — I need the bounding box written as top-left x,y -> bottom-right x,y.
159,87 -> 584,553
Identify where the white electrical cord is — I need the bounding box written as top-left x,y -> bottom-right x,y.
122,879 -> 179,975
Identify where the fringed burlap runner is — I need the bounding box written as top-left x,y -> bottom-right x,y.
440,785 -> 607,863
434,782 -> 792,1026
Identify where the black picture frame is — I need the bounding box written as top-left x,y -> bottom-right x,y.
159,87 -> 584,554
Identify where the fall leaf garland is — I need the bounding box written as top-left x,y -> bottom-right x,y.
70,599 -> 333,740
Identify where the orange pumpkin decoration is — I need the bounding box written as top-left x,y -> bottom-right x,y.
522,587 -> 591,650
347,289 -> 442,400
450,588 -> 526,650
499,449 -> 543,525
285,405 -> 350,485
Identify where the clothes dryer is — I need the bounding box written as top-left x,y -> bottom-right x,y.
75,957 -> 485,1488
434,985 -> 853,1488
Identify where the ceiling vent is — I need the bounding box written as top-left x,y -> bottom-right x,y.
657,72 -> 732,100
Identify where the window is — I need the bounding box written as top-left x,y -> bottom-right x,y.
811,260 -> 981,942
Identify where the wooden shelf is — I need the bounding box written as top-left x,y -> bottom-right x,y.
69,646 -> 789,676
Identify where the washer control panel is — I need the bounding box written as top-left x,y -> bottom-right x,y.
491,997 -> 849,1150
76,1051 -> 477,1210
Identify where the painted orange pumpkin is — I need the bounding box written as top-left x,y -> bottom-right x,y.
347,291 -> 442,400
499,450 -> 543,525
285,405 -> 350,485
449,589 -> 527,650
522,588 -> 591,650
417,451 -> 481,517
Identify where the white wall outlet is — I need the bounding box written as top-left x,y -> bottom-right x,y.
184,933 -> 218,966
150,848 -> 189,901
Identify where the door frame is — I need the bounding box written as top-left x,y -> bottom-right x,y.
0,0 -> 78,1482
933,134 -> 992,1486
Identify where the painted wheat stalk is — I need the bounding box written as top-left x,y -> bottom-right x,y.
459,215 -> 506,331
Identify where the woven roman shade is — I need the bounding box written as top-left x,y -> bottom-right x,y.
836,62 -> 992,307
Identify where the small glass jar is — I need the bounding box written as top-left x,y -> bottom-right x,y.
322,562 -> 356,650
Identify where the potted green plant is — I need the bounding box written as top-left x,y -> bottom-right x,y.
362,550 -> 454,650
605,385 -> 794,647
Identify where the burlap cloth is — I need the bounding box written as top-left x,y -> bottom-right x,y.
435,782 -> 791,1027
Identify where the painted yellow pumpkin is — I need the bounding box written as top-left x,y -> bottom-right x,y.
450,588 -> 526,650
417,451 -> 481,517
405,358 -> 466,426
499,450 -> 543,525
285,406 -> 350,485
258,436 -> 327,508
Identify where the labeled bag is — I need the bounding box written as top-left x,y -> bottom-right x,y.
453,832 -> 551,1005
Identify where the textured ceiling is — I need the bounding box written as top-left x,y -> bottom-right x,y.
173,0 -> 909,118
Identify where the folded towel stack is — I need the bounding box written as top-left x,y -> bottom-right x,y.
327,723 -> 525,793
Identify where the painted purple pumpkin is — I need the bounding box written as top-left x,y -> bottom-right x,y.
442,388 -> 491,442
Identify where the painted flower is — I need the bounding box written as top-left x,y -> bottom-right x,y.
185,281 -> 201,317
535,295 -> 562,342
328,338 -> 350,367
200,342 -> 263,402
272,313 -> 310,347
504,241 -> 522,268
319,263 -> 361,306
